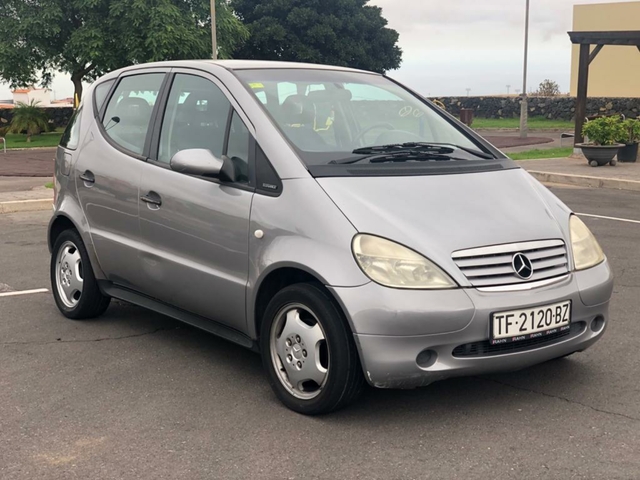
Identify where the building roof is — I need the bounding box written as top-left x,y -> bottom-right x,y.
568,31 -> 640,46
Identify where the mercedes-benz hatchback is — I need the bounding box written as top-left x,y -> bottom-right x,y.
49,60 -> 613,414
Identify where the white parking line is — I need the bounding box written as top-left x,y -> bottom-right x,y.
0,288 -> 49,298
577,213 -> 640,225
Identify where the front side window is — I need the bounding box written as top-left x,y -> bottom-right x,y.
59,108 -> 83,150
158,74 -> 231,164
237,69 -> 505,176
102,73 -> 164,155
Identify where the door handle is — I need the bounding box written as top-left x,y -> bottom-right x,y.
140,192 -> 162,207
79,171 -> 95,184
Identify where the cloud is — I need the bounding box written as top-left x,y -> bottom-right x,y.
370,0 -> 638,95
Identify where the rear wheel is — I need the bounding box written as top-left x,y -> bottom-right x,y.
51,229 -> 110,319
260,283 -> 364,415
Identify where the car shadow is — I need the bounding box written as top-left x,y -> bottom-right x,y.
99,300 -> 596,422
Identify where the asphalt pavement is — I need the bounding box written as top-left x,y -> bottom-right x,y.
1,186 -> 639,479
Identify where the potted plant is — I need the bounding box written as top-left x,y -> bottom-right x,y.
577,116 -> 625,167
617,118 -> 640,163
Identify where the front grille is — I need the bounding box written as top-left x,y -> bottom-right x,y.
452,239 -> 569,287
452,322 -> 586,358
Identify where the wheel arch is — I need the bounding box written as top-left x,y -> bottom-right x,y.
48,210 -> 107,281
48,214 -> 78,252
250,263 -> 351,342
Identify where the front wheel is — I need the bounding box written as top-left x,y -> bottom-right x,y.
260,283 -> 364,415
51,229 -> 110,319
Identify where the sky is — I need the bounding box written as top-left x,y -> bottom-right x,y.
0,0 -> 636,99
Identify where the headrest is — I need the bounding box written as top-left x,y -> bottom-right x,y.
115,97 -> 151,120
281,95 -> 316,127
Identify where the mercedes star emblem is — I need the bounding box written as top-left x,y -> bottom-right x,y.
512,253 -> 534,280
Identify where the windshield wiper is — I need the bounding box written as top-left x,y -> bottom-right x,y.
352,142 -> 494,160
332,142 -> 494,165
331,151 -> 470,165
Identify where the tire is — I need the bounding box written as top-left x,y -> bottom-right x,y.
260,283 -> 365,415
50,229 -> 110,320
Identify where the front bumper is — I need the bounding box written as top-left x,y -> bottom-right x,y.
330,261 -> 613,389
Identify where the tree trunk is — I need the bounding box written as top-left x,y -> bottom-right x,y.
26,135 -> 31,143
71,74 -> 84,106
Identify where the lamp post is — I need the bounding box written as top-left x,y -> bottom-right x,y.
466,88 -> 471,97
506,85 -> 511,95
519,0 -> 530,138
211,0 -> 217,60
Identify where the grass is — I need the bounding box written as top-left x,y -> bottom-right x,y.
509,147 -> 574,160
44,182 -> 54,189
2,132 -> 63,149
472,117 -> 574,130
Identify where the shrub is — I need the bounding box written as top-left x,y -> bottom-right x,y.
8,100 -> 49,142
618,118 -> 640,145
535,79 -> 561,97
582,116 -> 626,146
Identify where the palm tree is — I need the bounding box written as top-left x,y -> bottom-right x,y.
9,100 -> 49,142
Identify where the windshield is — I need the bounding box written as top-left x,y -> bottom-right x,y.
235,68 -> 492,170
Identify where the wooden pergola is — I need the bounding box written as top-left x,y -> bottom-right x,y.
569,31 -> 640,144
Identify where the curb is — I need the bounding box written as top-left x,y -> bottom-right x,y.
0,198 -> 53,214
528,170 -> 640,192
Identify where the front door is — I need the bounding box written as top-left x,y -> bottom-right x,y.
75,71 -> 167,288
136,72 -> 254,332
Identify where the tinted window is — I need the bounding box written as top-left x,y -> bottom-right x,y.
94,80 -> 115,113
59,108 -> 83,150
158,74 -> 231,164
102,74 -> 164,155
226,112 -> 250,184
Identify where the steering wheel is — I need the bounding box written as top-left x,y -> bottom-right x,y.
353,123 -> 395,146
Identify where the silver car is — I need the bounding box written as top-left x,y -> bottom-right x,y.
49,60 -> 613,414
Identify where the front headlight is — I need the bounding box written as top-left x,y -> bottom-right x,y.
570,215 -> 605,271
352,234 -> 456,289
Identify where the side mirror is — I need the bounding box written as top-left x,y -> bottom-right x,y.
170,149 -> 236,182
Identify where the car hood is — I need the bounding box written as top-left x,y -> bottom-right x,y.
316,168 -> 572,286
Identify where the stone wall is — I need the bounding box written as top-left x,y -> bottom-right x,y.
430,96 -> 640,121
0,107 -> 74,130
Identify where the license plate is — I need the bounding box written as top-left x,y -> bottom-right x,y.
491,301 -> 571,345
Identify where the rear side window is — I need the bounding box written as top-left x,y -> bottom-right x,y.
102,73 -> 164,155
59,108 -> 83,150
94,80 -> 115,113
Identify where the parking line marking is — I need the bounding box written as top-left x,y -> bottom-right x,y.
577,213 -> 640,225
0,288 -> 49,298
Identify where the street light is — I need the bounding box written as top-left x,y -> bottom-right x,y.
466,88 -> 471,97
506,85 -> 511,95
211,0 -> 217,60
519,0 -> 530,139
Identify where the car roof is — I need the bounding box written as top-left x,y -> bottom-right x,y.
116,59 -> 377,75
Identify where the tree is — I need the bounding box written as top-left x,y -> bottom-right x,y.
8,101 -> 50,142
0,0 -> 249,103
231,0 -> 402,74
535,79 -> 561,97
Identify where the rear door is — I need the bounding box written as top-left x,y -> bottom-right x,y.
135,71 -> 255,332
75,69 -> 168,288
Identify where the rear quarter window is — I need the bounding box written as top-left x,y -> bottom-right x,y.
93,80 -> 115,114
59,108 -> 83,150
